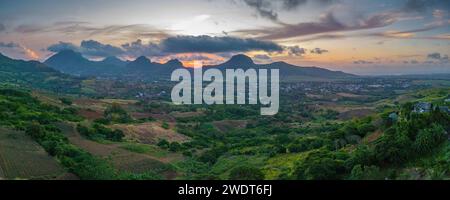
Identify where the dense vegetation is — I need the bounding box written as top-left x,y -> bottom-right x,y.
0,88 -> 158,180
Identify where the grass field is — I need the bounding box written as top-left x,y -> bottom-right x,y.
0,127 -> 68,179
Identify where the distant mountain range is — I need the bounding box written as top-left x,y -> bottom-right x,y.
44,50 -> 355,80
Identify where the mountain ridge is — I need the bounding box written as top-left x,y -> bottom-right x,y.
43,50 -> 356,79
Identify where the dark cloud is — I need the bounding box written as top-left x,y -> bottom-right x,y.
241,0 -> 336,22
0,42 -> 20,48
121,39 -> 165,57
48,40 -> 123,57
247,11 -> 397,40
403,0 -> 450,13
310,48 -> 329,54
242,0 -> 279,22
286,45 -> 306,56
427,52 -> 442,60
47,41 -> 80,52
48,36 -> 283,58
403,60 -> 419,64
427,52 -> 449,63
404,0 -> 428,12
159,35 -> 283,53
80,40 -> 124,57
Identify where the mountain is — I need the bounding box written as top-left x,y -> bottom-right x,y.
44,50 -> 125,77
216,54 -> 255,68
44,51 -> 355,80
100,56 -> 126,67
0,53 -> 82,93
124,57 -> 184,79
209,54 -> 355,79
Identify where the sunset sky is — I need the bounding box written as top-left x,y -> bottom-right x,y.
0,0 -> 449,75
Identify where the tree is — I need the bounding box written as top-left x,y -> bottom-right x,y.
229,165 -> 264,180
348,165 -> 383,180
413,124 -> 446,155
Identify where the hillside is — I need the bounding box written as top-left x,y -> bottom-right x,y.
0,53 -> 82,93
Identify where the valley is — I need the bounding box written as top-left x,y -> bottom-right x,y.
0,52 -> 449,180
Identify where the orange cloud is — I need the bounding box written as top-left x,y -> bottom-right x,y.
153,53 -> 226,67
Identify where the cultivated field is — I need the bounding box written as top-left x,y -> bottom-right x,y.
0,127 -> 68,179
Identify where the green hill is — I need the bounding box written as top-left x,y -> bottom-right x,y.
0,53 -> 82,93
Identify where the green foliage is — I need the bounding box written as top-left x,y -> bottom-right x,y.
103,103 -> 133,124
287,137 -> 332,153
76,123 -> 124,142
413,124 -> 447,155
161,121 -> 170,129
228,165 -> 264,180
293,149 -> 347,180
59,97 -> 72,105
348,165 -> 384,180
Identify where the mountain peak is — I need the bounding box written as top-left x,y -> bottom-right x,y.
132,56 -> 151,65
101,56 -> 126,66
225,54 -> 254,66
103,56 -> 121,62
45,49 -> 86,64
165,59 -> 183,66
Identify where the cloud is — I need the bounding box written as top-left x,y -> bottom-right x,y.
243,0 -> 279,22
427,52 -> 449,63
0,42 -> 20,48
47,41 -> 79,52
159,35 -> 283,53
427,52 -> 442,60
426,34 -> 450,40
403,0 -> 428,13
253,54 -> 272,62
121,39 -> 165,57
403,0 -> 450,13
240,0 -> 336,22
310,48 -> 329,54
48,35 -> 283,58
14,22 -> 171,42
246,10 -> 397,40
80,40 -> 124,57
286,45 -> 306,56
353,60 -> 373,64
0,23 -> 5,32
48,40 -> 124,57
403,60 -> 419,64
433,9 -> 447,19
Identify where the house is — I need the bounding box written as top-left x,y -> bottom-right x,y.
413,102 -> 431,113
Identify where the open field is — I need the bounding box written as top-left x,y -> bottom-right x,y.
212,120 -> 248,132
0,127 -> 68,179
110,122 -> 190,144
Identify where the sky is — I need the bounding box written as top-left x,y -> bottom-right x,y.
0,0 -> 449,75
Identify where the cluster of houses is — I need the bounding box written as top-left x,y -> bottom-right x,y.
388,100 -> 450,123
413,102 -> 450,114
